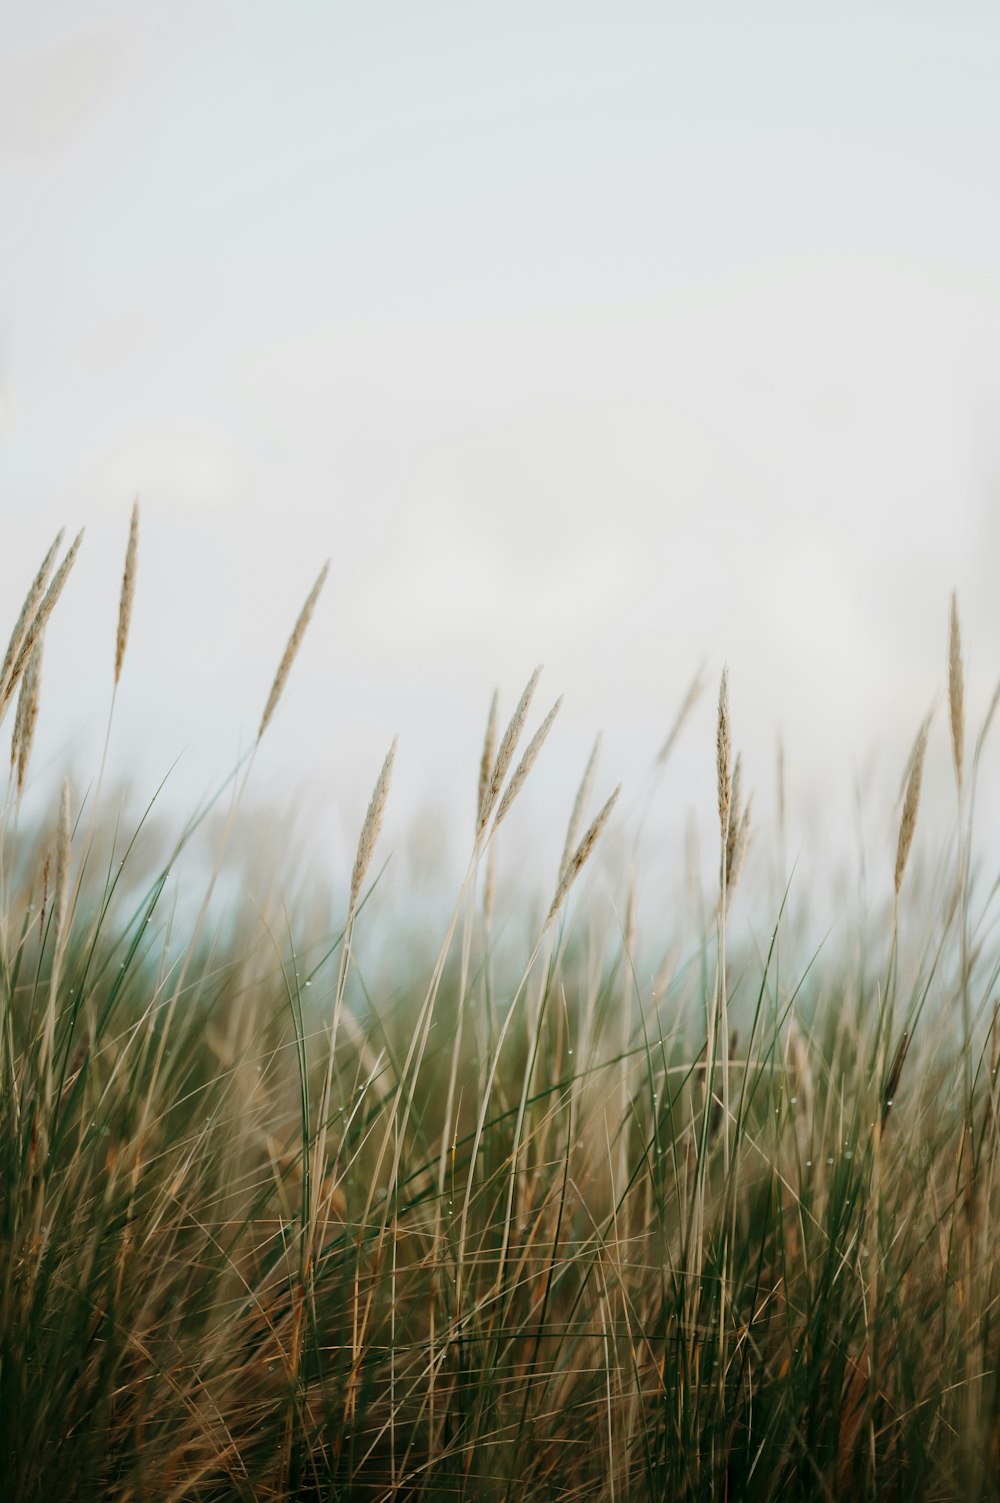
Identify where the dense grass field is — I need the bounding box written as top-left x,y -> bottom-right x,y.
3,516 -> 1000,1501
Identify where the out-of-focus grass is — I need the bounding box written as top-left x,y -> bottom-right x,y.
2,528 -> 999,1502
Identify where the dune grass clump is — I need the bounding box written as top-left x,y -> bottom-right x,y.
3,524 -> 1000,1501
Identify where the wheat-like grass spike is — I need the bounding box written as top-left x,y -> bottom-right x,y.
258,561 -> 329,739
477,689 -> 498,831
493,696 -> 562,830
895,720 -> 929,895
547,784 -> 621,926
477,665 -> 542,836
115,500 -> 140,686
559,734 -> 601,882
349,737 -> 397,920
0,528 -> 63,696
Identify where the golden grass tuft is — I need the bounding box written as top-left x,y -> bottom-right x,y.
727,792 -> 753,894
6,528 -> 1000,1503
725,752 -> 743,882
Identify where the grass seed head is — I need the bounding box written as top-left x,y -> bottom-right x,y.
115,500 -> 140,686
258,560 -> 329,740
1,530 -> 82,721
477,665 -> 542,836
477,689 -> 499,831
656,662 -> 707,766
895,718 -> 929,895
717,668 -> 731,848
559,734 -> 601,882
493,695 -> 562,830
349,737 -> 397,920
727,792 -> 753,895
13,635 -> 44,797
725,752 -> 743,883
547,783 -> 621,926
0,528 -> 63,698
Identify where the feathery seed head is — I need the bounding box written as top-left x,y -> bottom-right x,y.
725,752 -> 743,883
0,528 -> 63,697
0,530 -> 82,721
547,783 -> 621,927
477,665 -> 542,836
717,668 -> 731,844
477,689 -> 499,831
895,719 -> 929,895
13,636 -> 44,797
657,662 -> 707,766
559,734 -> 601,882
349,736 -> 397,919
258,560 -> 329,740
115,500 -> 139,686
727,792 -> 753,896
493,695 -> 562,830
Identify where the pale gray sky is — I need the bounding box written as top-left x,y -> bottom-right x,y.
3,2 -> 1000,904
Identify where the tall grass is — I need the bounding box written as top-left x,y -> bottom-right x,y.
2,523 -> 1000,1501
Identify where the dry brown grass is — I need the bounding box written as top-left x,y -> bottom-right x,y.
6,524 -> 1000,1503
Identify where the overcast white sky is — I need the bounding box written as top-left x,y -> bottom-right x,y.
3,1 -> 1000,904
